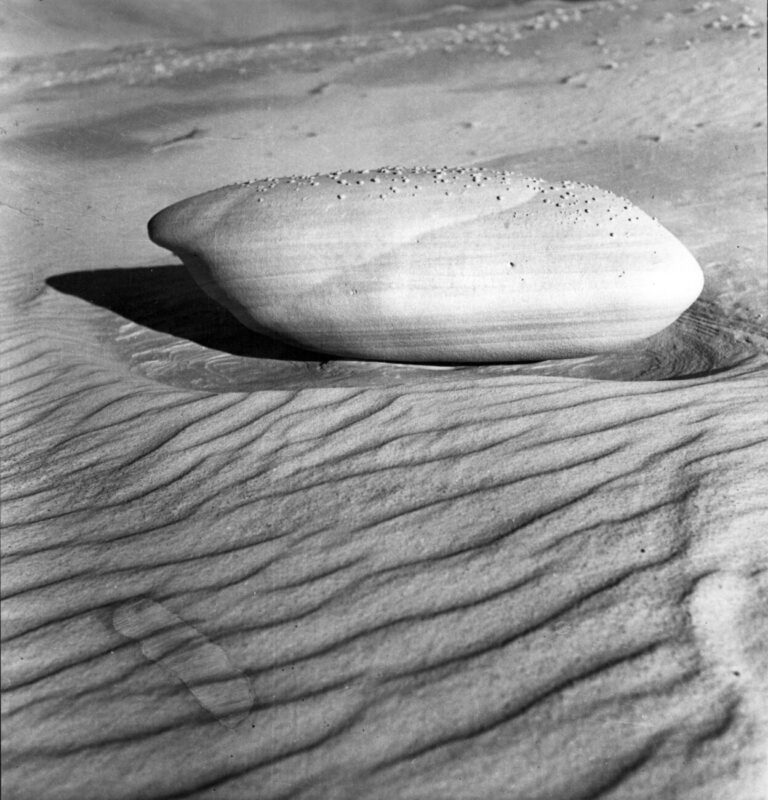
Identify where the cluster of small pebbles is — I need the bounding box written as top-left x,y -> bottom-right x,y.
234,166 -> 645,241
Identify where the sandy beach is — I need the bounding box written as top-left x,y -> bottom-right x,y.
2,0 -> 767,797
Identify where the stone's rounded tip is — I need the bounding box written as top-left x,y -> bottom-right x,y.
148,201 -> 195,258
148,167 -> 705,363
148,193 -> 214,255
147,207 -> 172,250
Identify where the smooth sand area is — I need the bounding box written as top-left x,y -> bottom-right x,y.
2,0 -> 767,797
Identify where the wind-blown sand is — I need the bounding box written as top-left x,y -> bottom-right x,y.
1,0 -> 767,798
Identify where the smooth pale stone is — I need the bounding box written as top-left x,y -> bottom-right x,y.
148,167 -> 704,362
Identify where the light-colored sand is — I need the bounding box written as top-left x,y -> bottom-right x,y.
2,0 -> 767,798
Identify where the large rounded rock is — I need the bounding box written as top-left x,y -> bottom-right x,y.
148,167 -> 704,362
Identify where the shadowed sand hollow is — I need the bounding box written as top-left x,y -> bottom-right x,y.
46,265 -> 766,390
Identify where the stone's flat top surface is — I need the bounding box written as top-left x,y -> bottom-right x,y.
2,0 -> 767,798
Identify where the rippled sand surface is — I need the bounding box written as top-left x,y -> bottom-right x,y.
2,0 -> 767,798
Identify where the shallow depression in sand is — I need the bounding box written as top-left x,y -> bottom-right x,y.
47,265 -> 767,391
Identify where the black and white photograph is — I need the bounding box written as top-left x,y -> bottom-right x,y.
1,0 -> 766,797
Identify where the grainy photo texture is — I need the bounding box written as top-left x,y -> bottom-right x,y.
1,0 -> 766,798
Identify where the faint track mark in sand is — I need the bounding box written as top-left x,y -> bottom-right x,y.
112,597 -> 253,728
151,127 -> 207,152
685,466 -> 768,796
688,571 -> 768,796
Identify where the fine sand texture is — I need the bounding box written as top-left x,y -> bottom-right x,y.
2,0 -> 767,798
